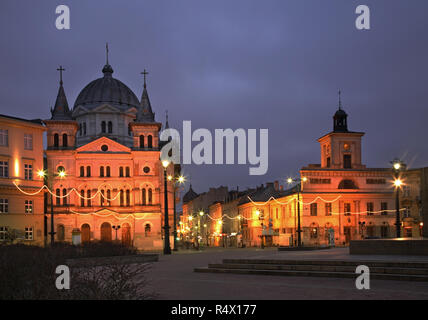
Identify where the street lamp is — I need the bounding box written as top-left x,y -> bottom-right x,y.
168,174 -> 185,251
391,158 -> 406,238
287,176 -> 308,247
162,160 -> 171,254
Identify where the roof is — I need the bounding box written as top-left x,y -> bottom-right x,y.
0,114 -> 45,127
51,83 -> 72,120
239,183 -> 298,205
183,185 -> 198,203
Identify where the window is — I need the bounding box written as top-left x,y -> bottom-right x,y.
325,203 -> 332,216
107,190 -> 111,206
87,190 -> 91,207
343,155 -> 352,169
120,189 -> 124,206
310,178 -> 331,184
80,190 -> 85,207
148,188 -> 153,204
0,161 -> 8,178
139,135 -> 144,148
100,190 -> 105,206
79,124 -> 82,136
24,164 -> 33,180
143,166 -> 150,174
0,129 -> 8,146
101,121 -> 106,133
86,166 -> 91,177
25,200 -> 33,214
54,134 -> 59,148
63,188 -> 67,206
57,224 -> 65,241
128,125 -> 132,136
108,121 -> 112,133
326,157 -> 331,168
119,167 -> 124,177
0,199 -> 8,213
367,202 -> 374,216
0,226 -> 8,241
80,166 -> 84,177
126,190 -> 130,207
310,203 -> 317,216
83,123 -> 87,135
62,134 -> 68,147
24,134 -> 33,150
55,189 -> 61,206
381,202 -> 388,215
344,203 -> 351,216
147,135 -> 153,148
100,166 -> 104,177
126,167 -> 130,177
142,188 -> 146,205
338,179 -> 358,189
106,166 -> 111,177
25,227 -> 33,240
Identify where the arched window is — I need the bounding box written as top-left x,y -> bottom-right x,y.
145,223 -> 151,237
106,166 -> 111,177
54,134 -> 59,148
79,124 -> 82,136
148,135 -> 153,148
101,121 -> 106,133
338,179 -> 358,189
57,224 -> 65,241
62,134 -> 68,147
80,166 -> 84,177
119,167 -> 124,177
80,190 -> 85,207
126,190 -> 130,207
128,125 -> 132,136
100,166 -> 104,177
62,188 -> 67,206
83,123 -> 87,135
107,190 -> 111,206
55,189 -> 60,206
86,166 -> 91,177
142,188 -> 146,205
87,190 -> 91,207
108,121 -> 113,133
120,189 -> 124,207
126,167 -> 130,177
139,135 -> 144,148
148,188 -> 153,205
81,224 -> 90,243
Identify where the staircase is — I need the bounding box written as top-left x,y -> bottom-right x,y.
194,259 -> 428,281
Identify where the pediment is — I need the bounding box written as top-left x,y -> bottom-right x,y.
92,104 -> 122,113
76,137 -> 131,153
72,105 -> 89,117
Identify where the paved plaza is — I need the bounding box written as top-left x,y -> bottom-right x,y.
146,247 -> 428,300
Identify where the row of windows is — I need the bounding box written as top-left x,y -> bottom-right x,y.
0,199 -> 33,214
72,188 -> 154,207
79,166 -> 132,177
0,130 -> 33,150
0,161 -> 34,180
53,133 -> 68,148
0,226 -> 33,241
309,202 -> 389,216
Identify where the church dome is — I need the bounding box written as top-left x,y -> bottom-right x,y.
74,64 -> 140,110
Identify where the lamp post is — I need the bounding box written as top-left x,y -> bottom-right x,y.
162,160 -> 171,254
391,158 -> 406,238
287,176 -> 308,247
168,174 -> 185,251
198,210 -> 204,249
112,225 -> 121,241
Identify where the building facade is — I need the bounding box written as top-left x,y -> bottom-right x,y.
42,58 -> 175,250
0,115 -> 46,245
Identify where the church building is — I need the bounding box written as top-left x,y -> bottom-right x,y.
44,55 -> 175,250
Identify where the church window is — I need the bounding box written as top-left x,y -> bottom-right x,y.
54,134 -> 59,148
101,144 -> 108,152
79,124 -> 82,136
86,166 -> 91,177
142,188 -> 146,205
100,190 -> 105,206
63,188 -> 67,206
120,189 -> 124,207
139,135 -> 144,148
326,157 -> 331,168
143,166 -> 150,174
106,166 -> 111,177
126,190 -> 130,207
87,190 -> 91,207
56,189 -> 61,206
80,190 -> 85,207
338,179 -> 358,189
107,190 -> 111,206
148,188 -> 153,204
100,166 -> 104,177
62,134 -> 68,147
101,121 -> 106,133
126,167 -> 130,177
119,167 -> 124,177
147,135 -> 153,148
108,121 -> 113,133
128,124 -> 132,136
83,123 -> 87,135
80,166 -> 84,177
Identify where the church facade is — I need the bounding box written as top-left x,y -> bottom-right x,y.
44,60 -> 175,250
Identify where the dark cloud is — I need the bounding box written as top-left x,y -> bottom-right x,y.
0,0 -> 427,193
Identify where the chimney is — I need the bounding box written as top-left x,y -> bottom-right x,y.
274,180 -> 279,191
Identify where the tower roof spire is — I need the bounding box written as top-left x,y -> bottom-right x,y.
338,89 -> 342,110
165,110 -> 169,129
102,42 -> 114,76
136,68 -> 155,122
51,65 -> 72,120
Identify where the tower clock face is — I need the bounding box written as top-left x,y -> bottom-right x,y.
343,143 -> 350,151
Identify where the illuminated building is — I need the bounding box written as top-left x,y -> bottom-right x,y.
42,56 -> 175,249
0,115 -> 46,244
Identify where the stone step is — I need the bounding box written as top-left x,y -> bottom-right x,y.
222,259 -> 428,269
194,267 -> 428,282
208,263 -> 428,276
